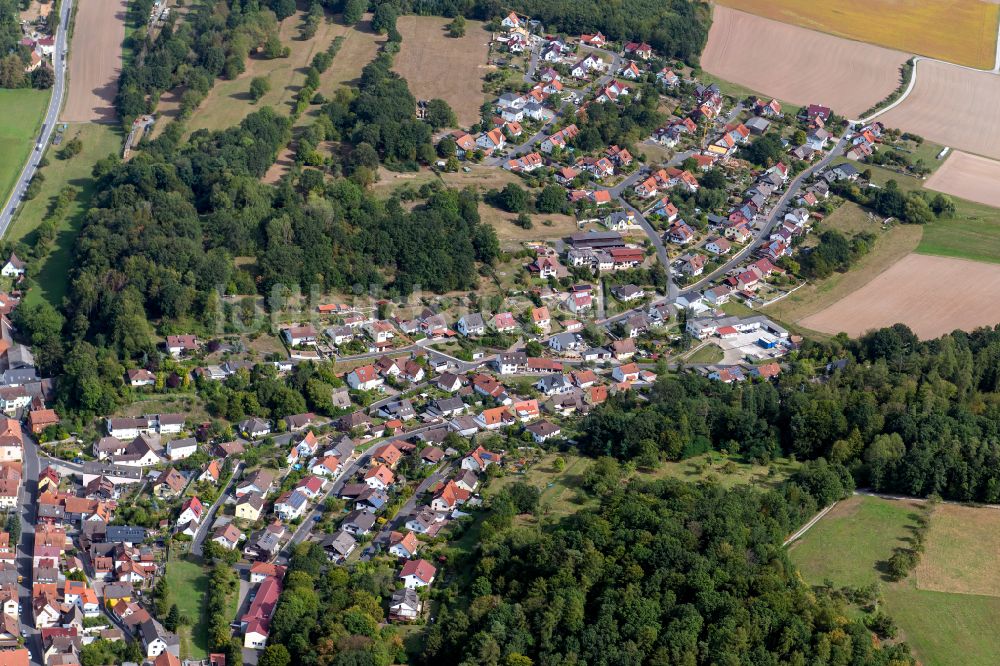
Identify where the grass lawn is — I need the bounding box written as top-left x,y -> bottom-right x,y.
686,342 -> 723,364
10,123 -> 122,308
788,494 -> 922,588
792,494 -> 1000,665
165,551 -> 210,659
0,88 -> 50,213
639,451 -> 800,491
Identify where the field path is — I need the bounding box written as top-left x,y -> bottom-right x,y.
784,503 -> 836,547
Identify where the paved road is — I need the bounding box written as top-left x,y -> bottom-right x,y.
190,462 -> 244,556
18,435 -> 42,665
367,461 -> 452,556
679,133 -> 849,296
276,422 -> 441,561
0,0 -> 73,236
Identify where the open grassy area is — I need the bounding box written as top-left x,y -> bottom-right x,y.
918,199 -> 1000,264
789,494 -> 922,588
716,0 -> 1000,69
883,585 -> 1000,666
0,89 -> 50,212
686,342 -> 723,364
393,15 -> 492,128
915,503 -> 1000,597
850,161 -> 1000,265
165,551 -> 209,659
486,452 -> 597,522
11,124 -> 122,308
792,495 -> 1000,665
640,451 -> 800,491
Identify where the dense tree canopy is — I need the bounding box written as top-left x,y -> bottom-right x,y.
422,469 -> 911,666
579,325 -> 1000,504
410,0 -> 712,62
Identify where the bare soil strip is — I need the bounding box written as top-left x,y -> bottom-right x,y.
925,151 -> 1000,208
880,62 -> 1000,160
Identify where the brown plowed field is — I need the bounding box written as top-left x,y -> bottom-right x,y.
701,6 -> 910,118
63,0 -> 127,122
925,150 -> 1000,208
879,60 -> 1000,160
799,253 -> 1000,339
394,16 -> 492,128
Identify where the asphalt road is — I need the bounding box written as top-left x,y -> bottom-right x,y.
18,435 -> 42,665
276,422 -> 441,561
679,133 -> 849,297
190,461 -> 244,556
0,0 -> 73,236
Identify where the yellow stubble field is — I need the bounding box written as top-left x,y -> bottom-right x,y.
715,0 -> 1000,69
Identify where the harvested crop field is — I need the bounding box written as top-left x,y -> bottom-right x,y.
879,60 -> 1000,160
394,16 -> 492,128
925,151 -> 1000,209
799,253 -> 1000,338
701,6 -> 909,118
916,503 -> 1000,598
716,0 -> 999,69
63,0 -> 128,122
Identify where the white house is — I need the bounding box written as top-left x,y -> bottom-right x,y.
400,559 -> 437,589
389,588 -> 422,621
165,438 -> 197,461
346,364 -> 383,391
0,254 -> 25,278
456,313 -> 486,337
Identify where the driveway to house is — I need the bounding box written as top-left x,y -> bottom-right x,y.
190,462 -> 244,556
366,461 -> 452,556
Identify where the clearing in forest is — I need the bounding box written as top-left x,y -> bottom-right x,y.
793,495 -> 1000,666
394,15 -> 492,128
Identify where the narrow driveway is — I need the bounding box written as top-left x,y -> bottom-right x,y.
190,462 -> 244,556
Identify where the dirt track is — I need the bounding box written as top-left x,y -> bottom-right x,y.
63,0 -> 127,122
800,253 -> 1000,339
701,6 -> 910,117
925,151 -> 1000,208
879,60 -> 1000,160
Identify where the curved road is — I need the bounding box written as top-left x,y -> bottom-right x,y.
0,0 -> 73,236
